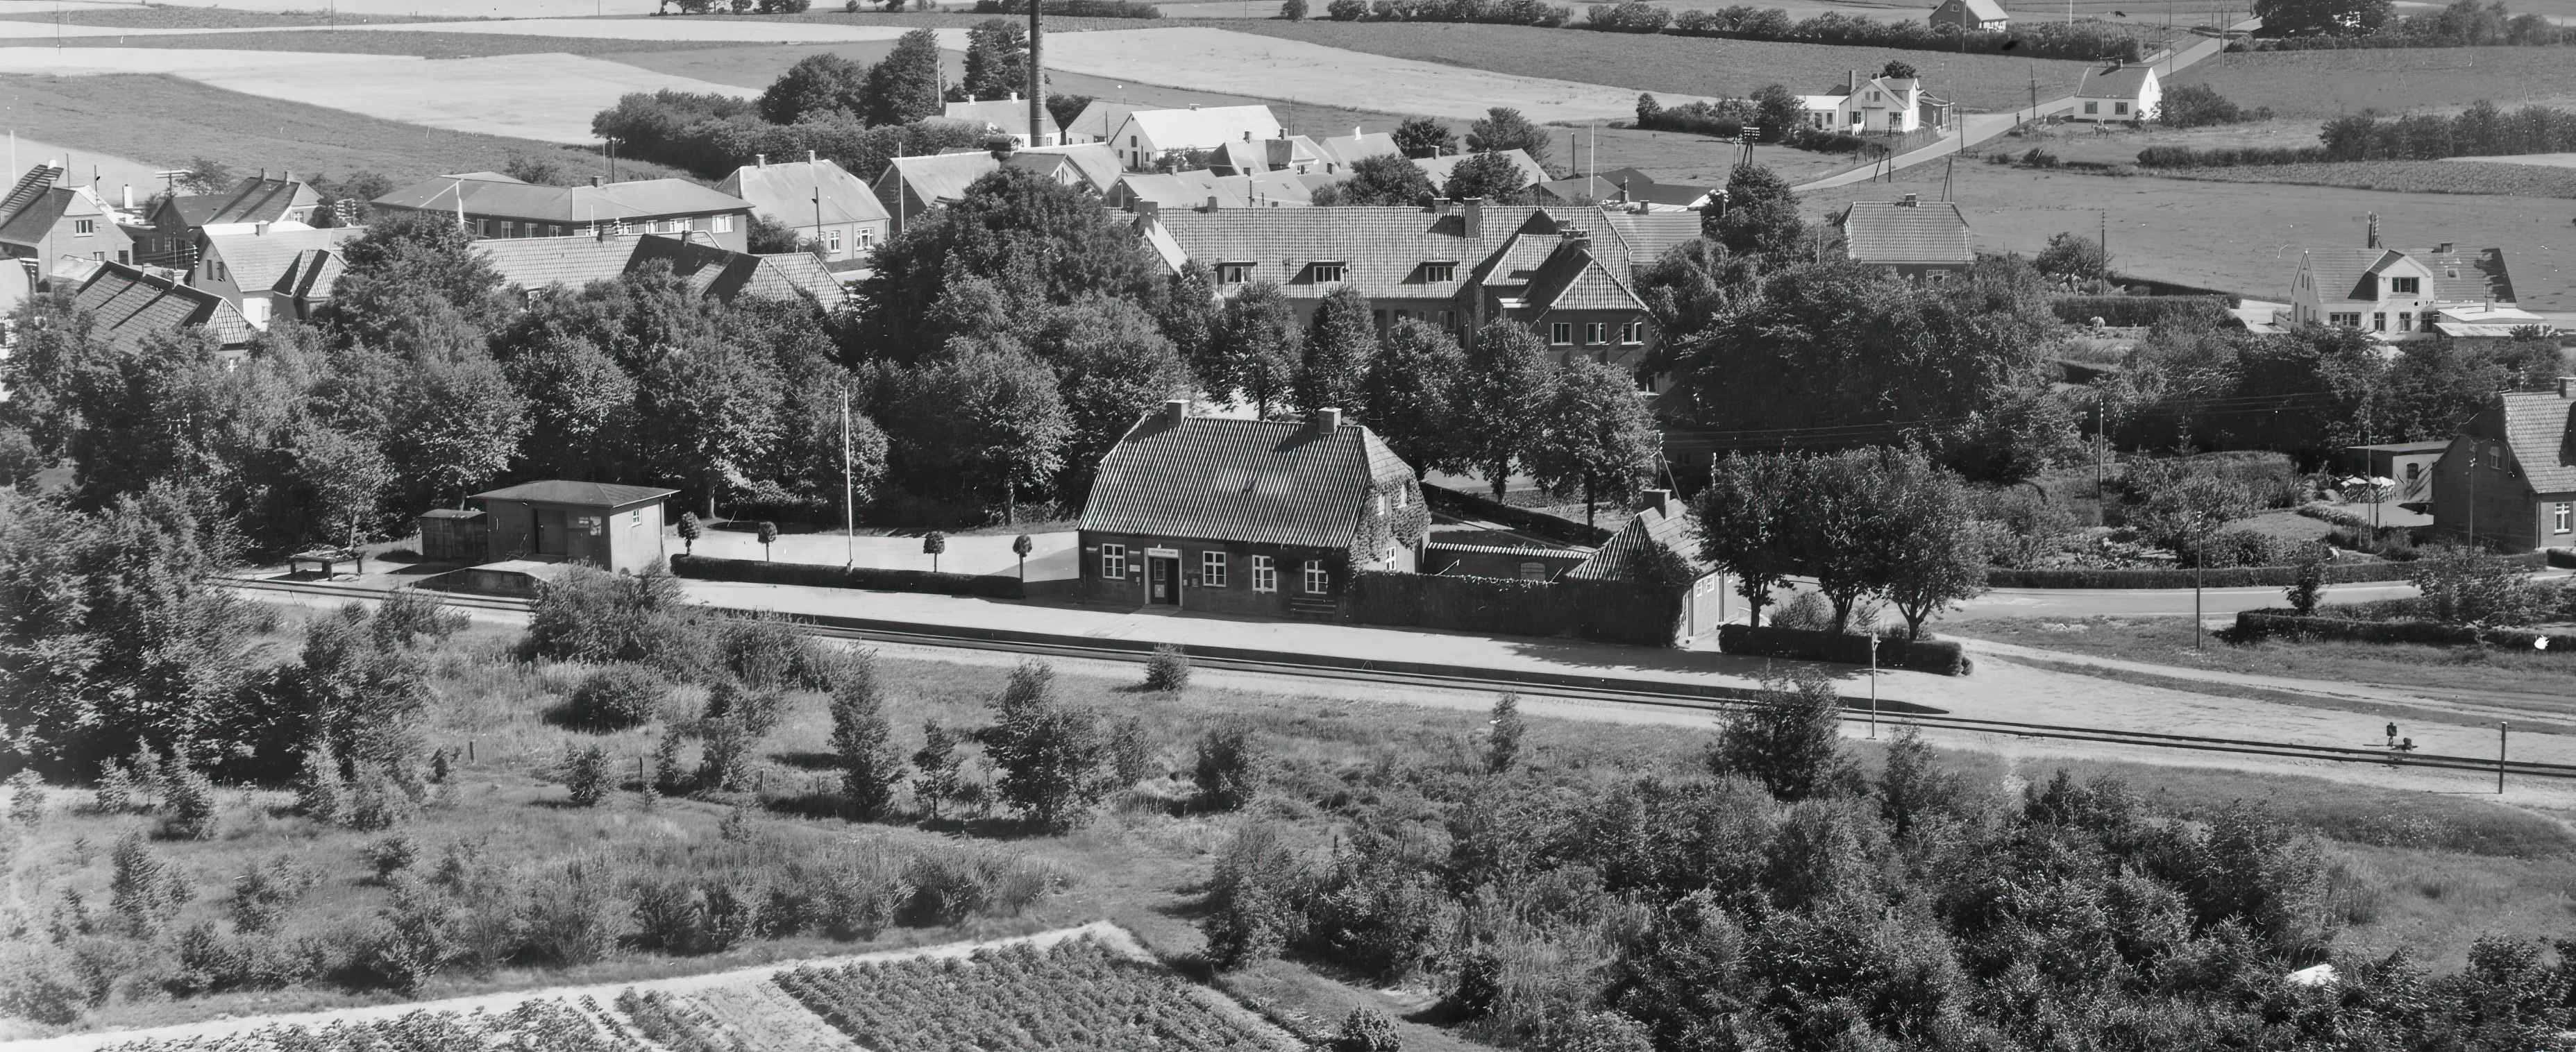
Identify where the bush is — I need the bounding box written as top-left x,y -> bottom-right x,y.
562,745 -> 612,807
2408,549 -> 2554,625
2136,144 -> 2326,168
1585,1 -> 1670,31
229,856 -> 316,933
155,763 -> 217,840
670,553 -> 1025,599
1327,0 -> 1367,15
1281,0 -> 1307,15
632,881 -> 754,956
2203,528 -> 2283,569
1143,643 -> 1190,692
1710,670 -> 1860,801
1333,1008 -> 1403,1052
555,664 -> 667,731
1201,822 -> 1308,968
1717,625 -> 1968,675
2159,83 -> 2268,128
968,0 -> 1163,14
2048,294 -> 2238,328
703,679 -> 787,739
365,834 -> 420,883
521,861 -> 618,965
1192,724 -> 1263,811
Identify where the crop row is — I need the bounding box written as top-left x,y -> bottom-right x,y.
615,988 -> 750,1052
771,938 -> 1268,1051
97,998 -> 648,1052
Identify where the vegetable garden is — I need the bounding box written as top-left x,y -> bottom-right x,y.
773,938 -> 1278,1051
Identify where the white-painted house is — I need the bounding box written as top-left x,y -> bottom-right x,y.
1109,105 -> 1286,171
2069,61 -> 2162,122
1799,72 -> 1930,134
2287,225 -> 2529,339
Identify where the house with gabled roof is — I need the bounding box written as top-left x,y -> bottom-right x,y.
1414,150 -> 1548,190
192,223 -> 367,328
269,246 -> 346,323
1109,105 -> 1286,171
1563,489 -> 1729,638
475,232 -> 847,306
1929,0 -> 2007,31
371,173 -> 755,252
2071,60 -> 2162,122
1078,400 -> 1422,618
2430,379 -> 2576,552
1115,169 -> 1312,211
717,153 -> 889,269
1801,71 -> 1935,134
1313,128 -> 1400,171
872,144 -> 1121,235
1840,194 -> 1973,280
1061,99 -> 1143,145
943,95 -> 1061,146
137,171 -> 321,268
1535,169 -> 1715,210
0,164 -> 137,272
71,260 -> 255,357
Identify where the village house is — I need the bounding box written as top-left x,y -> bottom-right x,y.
1113,169 -> 1313,211
0,164 -> 137,271
1414,149 -> 1548,190
69,260 -> 256,358
1059,99 -> 1141,145
2284,226 -> 2522,337
2430,378 -> 2576,552
371,173 -> 756,253
475,231 -> 844,305
189,223 -> 367,328
1077,400 -> 1422,618
1109,105 -> 1286,171
137,171 -> 321,269
267,246 -> 348,323
1928,0 -> 2008,31
1535,169 -> 1717,210
943,95 -> 1062,147
716,153 -> 889,269
873,144 -> 1122,236
1141,200 -> 1697,376
2339,440 -> 2452,505
1801,71 -> 1937,134
1562,489 -> 1731,638
2070,60 -> 2162,122
1840,194 -> 1974,280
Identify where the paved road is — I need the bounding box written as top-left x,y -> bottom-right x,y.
1793,18 -> 2258,192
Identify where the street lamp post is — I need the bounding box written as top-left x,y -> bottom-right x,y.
1867,635 -> 1880,738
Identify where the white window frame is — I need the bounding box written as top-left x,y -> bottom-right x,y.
1311,262 -> 1347,283
1549,322 -> 1573,346
713,214 -> 734,234
1100,543 -> 1127,579
1423,262 -> 1456,282
1586,321 -> 1609,344
73,219 -> 93,236
2084,101 -> 2099,114
1202,550 -> 1227,587
2373,312 -> 2387,331
2391,276 -> 2419,294
1219,262 -> 1253,284
2398,312 -> 2414,332
1303,561 -> 1329,595
1621,321 -> 1645,344
827,228 -> 843,253
2557,502 -> 2573,535
1251,554 -> 1277,593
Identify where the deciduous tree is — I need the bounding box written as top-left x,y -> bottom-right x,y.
1209,282 -> 1302,417
977,659 -> 1111,832
1528,355 -> 1658,528
1322,153 -> 1434,207
1441,151 -> 1531,204
861,29 -> 945,126
1465,106 -> 1551,169
1298,286 -> 1377,416
1360,319 -> 1467,477
1690,452 -> 1805,627
1457,321 -> 1551,498
1392,115 -> 1458,158
758,52 -> 870,124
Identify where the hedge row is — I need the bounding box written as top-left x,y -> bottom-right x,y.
1420,483 -> 1615,547
2135,145 -> 2327,169
1990,552 -> 2545,588
1716,625 -> 1971,676
670,554 -> 1025,598
1345,570 -> 1678,647
2234,609 -> 2576,649
2049,294 -> 2239,328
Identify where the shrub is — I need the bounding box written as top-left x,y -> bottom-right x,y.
2408,549 -> 2552,625
371,588 -> 466,649
1485,693 -> 1524,774
899,853 -> 992,926
365,834 -> 421,883
2287,545 -> 2329,614
2048,294 -> 2237,328
1333,1008 -> 1403,1052
156,762 -> 218,840
978,659 -> 1111,833
2203,528 -> 2282,569
556,664 -> 667,731
1108,718 -> 1156,787
351,879 -> 451,994
1202,822 -> 1308,968
1770,591 -> 1832,631
294,743 -> 346,824
1192,724 -> 1263,811
2158,83 -> 2262,128
6,771 -> 39,827
562,745 -> 612,807
228,856 -> 316,933
631,881 -> 754,956
1585,0 -> 1669,31
717,615 -> 840,691
0,947 -> 91,1024
521,860 -> 618,965
108,833 -> 190,937
343,761 -> 417,831
1710,670 -> 1858,802
696,718 -> 755,793
830,656 -> 904,822
1143,643 -> 1190,692
1281,0 -> 1307,15
809,852 -> 905,939
670,554 -> 1027,600
1327,0 -> 1368,15
703,679 -> 786,739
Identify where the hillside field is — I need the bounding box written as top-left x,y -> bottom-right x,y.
2167,46 -> 2576,119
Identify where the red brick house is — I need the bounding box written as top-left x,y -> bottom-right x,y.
1077,400 -> 1424,618
2432,379 -> 2576,552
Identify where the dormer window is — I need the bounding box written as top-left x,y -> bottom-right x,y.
1311,262 -> 1347,283
1423,262 -> 1456,282
2391,276 -> 2419,294
1219,262 -> 1253,284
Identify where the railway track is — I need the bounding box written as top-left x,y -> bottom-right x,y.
225,576 -> 2576,783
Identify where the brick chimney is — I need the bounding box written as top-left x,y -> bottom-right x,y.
1135,199 -> 1160,219
254,221 -> 269,236
756,154 -> 766,167
1313,407 -> 1342,433
1161,398 -> 1188,428
2560,376 -> 2575,398
1901,192 -> 1918,207
1641,489 -> 1672,516
1463,197 -> 1483,238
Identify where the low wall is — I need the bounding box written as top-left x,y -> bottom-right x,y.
669,554 -> 1025,599
1716,625 -> 1971,676
1344,570 -> 1678,647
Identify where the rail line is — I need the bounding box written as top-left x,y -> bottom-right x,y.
225,576 -> 2576,783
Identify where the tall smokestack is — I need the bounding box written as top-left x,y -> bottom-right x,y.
1029,0 -> 1045,147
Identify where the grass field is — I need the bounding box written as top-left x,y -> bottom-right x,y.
1220,19 -> 2101,111
2168,46 -> 2576,119
1799,158 -> 2576,307
0,72 -> 686,190
0,7 -> 451,28
0,28 -> 744,56
2155,160 -> 2576,198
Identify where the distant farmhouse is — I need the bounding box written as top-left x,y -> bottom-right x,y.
872,144 -> 1122,236
1077,400 -> 1421,618
717,153 -> 889,269
1801,71 -> 1946,134
2431,378 -> 2576,552
944,95 -> 1061,148
1840,194 -> 1974,281
1928,0 -> 2008,31
2071,60 -> 2161,122
372,173 -> 755,253
1138,201 -> 1698,375
2282,223 -> 2532,337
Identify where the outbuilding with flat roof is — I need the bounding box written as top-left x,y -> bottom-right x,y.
467,480 -> 677,574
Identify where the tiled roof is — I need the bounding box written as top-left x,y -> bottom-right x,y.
477,235 -> 639,291
1154,203 -> 1555,302
1414,150 -> 1548,189
1594,210 -> 1706,266
0,187 -> 69,248
1315,131 -> 1399,170
1081,413 -> 1413,550
473,480 -> 677,507
73,261 -> 253,350
1063,100 -> 1140,143
1211,140 -> 1267,176
1523,239 -> 1644,313
478,232 -> 838,304
373,175 -> 750,223
718,158 -> 889,227
1120,169 -> 1312,210
1946,0 -> 2010,18
2300,248 -> 2404,303
201,226 -> 366,296
2420,245 -> 2514,304
944,98 -> 1054,136
753,252 -> 848,303
273,247 -> 345,303
1842,201 -> 1972,266
1564,499 -> 1711,581
1536,173 -> 1713,208
879,144 -> 1120,212
2078,63 -> 2156,99
1119,105 -> 1284,151
2493,391 -> 2576,494
204,176 -> 316,225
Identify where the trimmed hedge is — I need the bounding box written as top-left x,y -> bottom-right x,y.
1345,570 -> 1678,647
1717,625 -> 1971,675
670,554 -> 1025,598
1985,554 -> 2545,588
2234,608 -> 2576,650
2550,548 -> 2576,569
2049,294 -> 2239,328
1420,483 -> 1615,547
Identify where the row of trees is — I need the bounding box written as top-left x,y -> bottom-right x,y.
1692,448 -> 1986,636
2253,0 -> 2573,44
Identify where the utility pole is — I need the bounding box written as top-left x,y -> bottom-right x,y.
1029,0 -> 1046,146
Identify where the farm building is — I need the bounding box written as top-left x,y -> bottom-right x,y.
464,480 -> 676,574
716,153 -> 889,269
2430,380 -> 2576,552
372,173 -> 756,253
1840,195 -> 1973,280
2069,61 -> 2162,122
1078,400 -> 1422,618
1929,0 -> 2008,31
944,95 -> 1061,147
191,223 -> 367,328
1109,105 -> 1286,171
1138,200 -> 1696,375
1060,99 -> 1142,145
1563,489 -> 1730,639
